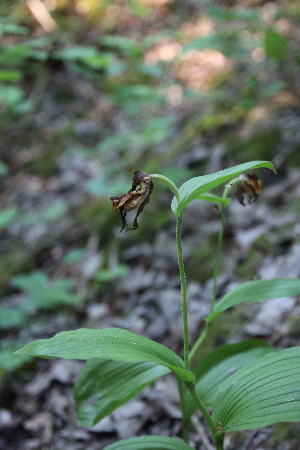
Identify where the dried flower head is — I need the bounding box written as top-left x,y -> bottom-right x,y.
110,171 -> 153,232
236,173 -> 262,206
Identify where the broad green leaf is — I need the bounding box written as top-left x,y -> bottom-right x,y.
75,360 -> 170,426
195,341 -> 274,403
207,278 -> 300,322
212,347 -> 300,432
171,161 -> 276,216
15,328 -> 195,383
185,340 -> 274,419
104,435 -> 194,449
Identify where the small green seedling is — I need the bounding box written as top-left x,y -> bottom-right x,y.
15,161 -> 300,450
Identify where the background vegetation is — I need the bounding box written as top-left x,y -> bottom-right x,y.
0,0 -> 300,448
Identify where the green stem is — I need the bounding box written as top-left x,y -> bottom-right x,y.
223,176 -> 240,199
150,173 -> 180,207
150,172 -> 229,449
186,382 -> 224,449
151,174 -> 189,368
186,383 -> 216,432
151,173 -> 191,440
215,434 -> 225,450
176,213 -> 189,370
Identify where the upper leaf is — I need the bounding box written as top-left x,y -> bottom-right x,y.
15,327 -> 195,383
212,347 -> 300,432
103,435 -> 194,449
171,161 -> 276,216
75,360 -> 170,426
207,278 -> 300,322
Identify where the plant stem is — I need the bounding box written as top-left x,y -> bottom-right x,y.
186,382 -> 224,449
151,174 -> 189,369
215,434 -> 225,450
222,176 -> 240,199
150,173 -> 180,207
176,213 -> 190,370
151,174 -> 189,366
186,383 -> 216,432
151,172 -> 228,448
151,173 -> 192,440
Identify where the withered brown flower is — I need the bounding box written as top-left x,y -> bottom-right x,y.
236,173 -> 262,206
110,171 -> 153,232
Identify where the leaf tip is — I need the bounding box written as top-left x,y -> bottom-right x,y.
260,160 -> 276,173
13,348 -> 24,356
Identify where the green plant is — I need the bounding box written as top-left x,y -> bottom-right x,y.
11,270 -> 83,310
0,269 -> 85,374
15,161 -> 300,449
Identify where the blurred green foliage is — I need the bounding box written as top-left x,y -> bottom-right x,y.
11,270 -> 83,310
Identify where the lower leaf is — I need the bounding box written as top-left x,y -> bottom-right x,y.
14,327 -> 195,383
212,346 -> 300,432
184,340 -> 274,420
103,435 -> 194,449
74,359 -> 170,426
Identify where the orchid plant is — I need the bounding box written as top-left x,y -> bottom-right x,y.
15,161 -> 300,450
